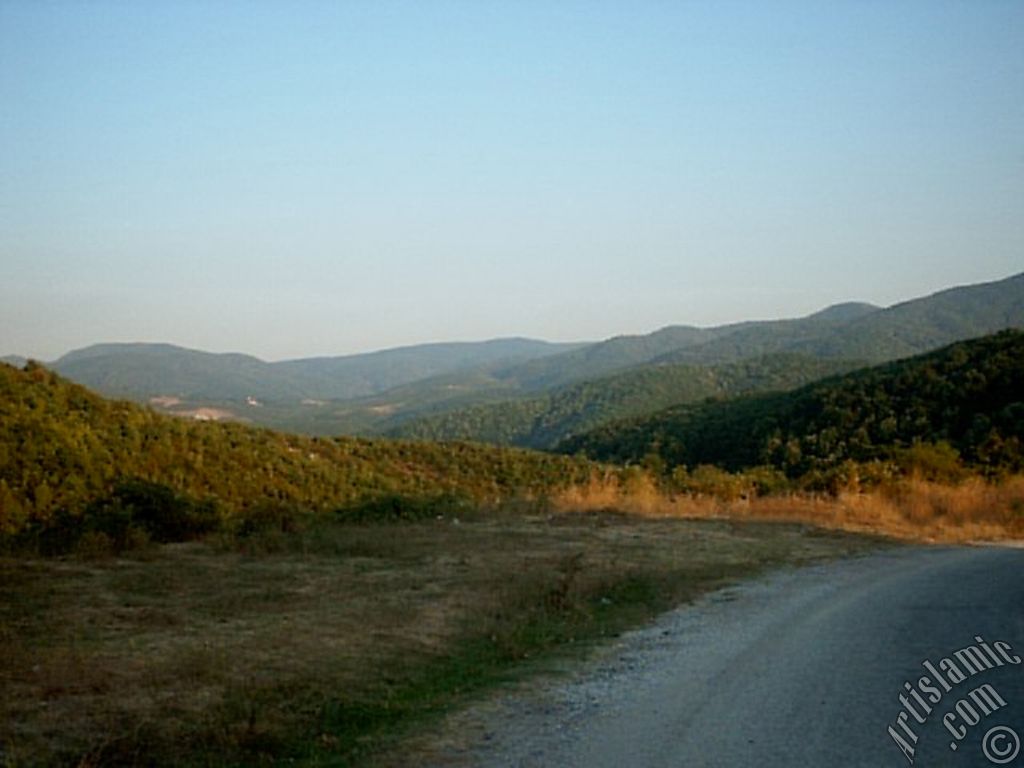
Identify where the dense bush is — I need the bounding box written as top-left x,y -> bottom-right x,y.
13,479 -> 219,555
107,479 -> 220,542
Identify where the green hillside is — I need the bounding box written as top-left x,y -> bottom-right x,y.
0,363 -> 593,543
391,354 -> 862,449
559,331 -> 1024,480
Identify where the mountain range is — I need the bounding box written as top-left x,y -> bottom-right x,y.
11,271 -> 1024,440
50,338 -> 584,402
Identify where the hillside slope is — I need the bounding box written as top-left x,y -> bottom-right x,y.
0,363 -> 592,537
559,331 -> 1024,478
391,354 -> 862,449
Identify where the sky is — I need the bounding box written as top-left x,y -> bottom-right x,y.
1,1 -> 1022,362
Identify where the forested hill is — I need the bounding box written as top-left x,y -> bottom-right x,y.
558,331 -> 1024,478
0,363 -> 592,537
390,354 -> 862,449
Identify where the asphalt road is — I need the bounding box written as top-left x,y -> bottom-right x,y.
431,546 -> 1024,768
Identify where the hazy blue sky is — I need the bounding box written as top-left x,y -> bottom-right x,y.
2,1 -> 1022,361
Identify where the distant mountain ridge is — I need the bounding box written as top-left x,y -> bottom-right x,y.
54,343 -> 287,400
792,272 -> 1024,361
804,302 -> 881,323
52,338 -> 584,402
479,273 -> 1023,389
656,273 -> 1024,367
381,273 -> 1024,444
36,271 -> 1024,437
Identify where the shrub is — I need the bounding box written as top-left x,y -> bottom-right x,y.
739,466 -> 791,496
235,500 -> 308,537
25,481 -> 221,555
891,441 -> 967,483
685,465 -> 747,500
334,493 -> 472,524
109,479 -> 219,542
73,530 -> 126,559
85,497 -> 136,551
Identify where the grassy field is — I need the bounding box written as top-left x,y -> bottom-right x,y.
0,507 -> 885,766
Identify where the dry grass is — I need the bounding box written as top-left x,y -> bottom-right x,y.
552,473 -> 1024,542
0,510 -> 882,766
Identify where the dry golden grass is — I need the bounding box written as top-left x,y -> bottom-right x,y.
551,473 -> 1024,542
0,511 -> 881,766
